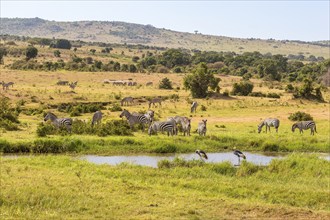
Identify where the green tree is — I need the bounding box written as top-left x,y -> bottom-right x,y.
183,63 -> 220,98
50,39 -> 72,50
231,81 -> 254,96
159,77 -> 173,90
129,64 -> 137,73
90,49 -> 96,55
25,46 -> 38,60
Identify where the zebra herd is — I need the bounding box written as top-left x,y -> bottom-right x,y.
42,100 -> 317,136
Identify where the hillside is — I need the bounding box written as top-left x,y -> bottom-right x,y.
1,17 -> 329,58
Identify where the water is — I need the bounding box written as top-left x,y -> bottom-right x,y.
81,152 -> 285,168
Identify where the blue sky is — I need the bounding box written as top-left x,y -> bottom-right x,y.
1,1 -> 329,41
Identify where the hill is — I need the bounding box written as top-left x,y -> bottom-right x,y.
1,17 -> 329,58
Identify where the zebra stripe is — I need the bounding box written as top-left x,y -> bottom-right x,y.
91,111 -> 103,127
191,101 -> 198,113
121,97 -> 134,106
292,121 -> 317,135
148,121 -> 175,136
44,112 -> 72,133
258,118 -> 280,133
148,98 -> 162,108
197,120 -> 207,136
120,109 -> 150,131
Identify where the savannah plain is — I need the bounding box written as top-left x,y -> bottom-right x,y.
0,37 -> 329,219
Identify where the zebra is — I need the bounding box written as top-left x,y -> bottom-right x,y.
91,111 -> 103,127
146,82 -> 153,86
56,80 -> 69,85
258,118 -> 280,133
292,121 -> 317,135
69,81 -> 78,90
168,116 -> 191,136
2,81 -> 14,90
44,112 -> 72,133
148,98 -> 162,108
120,109 -> 150,131
132,110 -> 154,122
166,117 -> 179,135
121,97 -> 134,106
197,120 -> 207,136
191,101 -> 198,113
148,121 -> 175,136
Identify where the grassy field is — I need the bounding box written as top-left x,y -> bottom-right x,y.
1,155 -> 329,219
0,69 -> 329,154
0,42 -> 329,219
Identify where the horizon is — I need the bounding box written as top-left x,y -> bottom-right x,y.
1,1 -> 329,41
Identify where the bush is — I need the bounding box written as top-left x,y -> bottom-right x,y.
249,92 -> 266,97
0,96 -> 20,131
159,77 -> 173,90
266,93 -> 281,98
222,90 -> 229,97
109,104 -> 122,112
36,119 -> 132,137
200,105 -> 207,111
288,111 -> 313,121
231,81 -> 254,96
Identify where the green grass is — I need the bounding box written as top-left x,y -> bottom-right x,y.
1,155 -> 329,219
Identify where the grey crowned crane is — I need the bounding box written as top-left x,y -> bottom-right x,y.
233,150 -> 246,165
195,150 -> 208,160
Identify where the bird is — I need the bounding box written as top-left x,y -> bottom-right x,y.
195,149 -> 208,160
233,149 -> 246,165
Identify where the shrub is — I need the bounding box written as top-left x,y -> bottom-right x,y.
266,93 -> 281,98
222,89 -> 229,97
200,105 -> 207,111
288,111 -> 313,121
0,96 -> 20,130
159,77 -> 173,90
231,81 -> 254,96
109,104 -> 122,112
249,92 -> 266,97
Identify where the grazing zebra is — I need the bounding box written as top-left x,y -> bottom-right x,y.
69,81 -> 78,90
121,97 -> 134,106
148,121 -> 175,136
166,117 -> 179,135
197,120 -> 207,136
56,80 -> 69,85
258,118 -> 280,133
196,149 -> 208,160
146,82 -> 153,86
2,81 -> 14,90
44,112 -> 72,133
191,101 -> 198,113
132,110 -> 154,123
91,111 -> 103,127
292,121 -> 317,135
168,116 -> 191,136
120,109 -> 150,131
148,98 -> 162,108
127,81 -> 137,86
